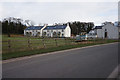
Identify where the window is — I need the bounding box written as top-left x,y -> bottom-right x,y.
30,32 -> 32,36
37,32 -> 40,35
90,33 -> 92,35
43,32 -> 47,36
26,32 -> 29,36
57,32 -> 61,37
53,32 -> 57,37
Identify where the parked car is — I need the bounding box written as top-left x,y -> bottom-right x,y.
86,34 -> 97,39
75,35 -> 87,42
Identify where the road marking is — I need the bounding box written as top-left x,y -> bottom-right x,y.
106,64 -> 120,79
2,42 -> 118,64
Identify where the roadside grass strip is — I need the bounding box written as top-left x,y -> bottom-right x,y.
2,40 -> 118,60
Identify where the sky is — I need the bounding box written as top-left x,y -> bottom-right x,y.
0,0 -> 119,26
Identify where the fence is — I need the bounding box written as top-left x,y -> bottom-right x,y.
2,38 -> 79,53
2,38 -> 113,54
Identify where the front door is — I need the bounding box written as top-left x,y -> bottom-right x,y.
105,32 -> 107,38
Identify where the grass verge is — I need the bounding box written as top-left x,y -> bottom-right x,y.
2,40 -> 119,60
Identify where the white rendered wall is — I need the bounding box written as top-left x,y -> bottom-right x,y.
24,30 -> 33,36
64,25 -> 71,37
97,29 -> 103,38
102,24 -> 119,39
43,29 -> 65,37
24,30 -> 26,35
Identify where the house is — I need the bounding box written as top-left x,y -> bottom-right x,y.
24,26 -> 44,37
24,24 -> 71,37
114,21 -> 120,39
94,26 -> 103,38
101,22 -> 119,39
42,24 -> 71,37
88,22 -> 119,39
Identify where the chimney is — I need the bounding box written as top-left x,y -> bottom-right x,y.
40,24 -> 48,36
67,23 -> 69,26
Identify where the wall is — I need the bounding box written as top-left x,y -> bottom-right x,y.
97,29 -> 103,38
64,25 -> 71,37
103,23 -> 119,39
24,30 -> 41,36
43,29 -> 64,37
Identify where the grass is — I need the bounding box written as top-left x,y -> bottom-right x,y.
2,35 -> 68,53
2,34 -> 119,60
2,38 -> 118,60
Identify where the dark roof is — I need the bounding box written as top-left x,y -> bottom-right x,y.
94,26 -> 102,29
25,26 -> 44,30
44,25 -> 67,30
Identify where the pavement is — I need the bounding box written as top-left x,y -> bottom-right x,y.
2,42 -> 119,78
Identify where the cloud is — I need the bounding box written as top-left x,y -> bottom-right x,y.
0,2 -> 118,25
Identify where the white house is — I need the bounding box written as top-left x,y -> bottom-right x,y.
24,26 -> 44,37
24,24 -> 71,37
94,26 -> 103,38
101,22 -> 119,39
88,22 -> 119,39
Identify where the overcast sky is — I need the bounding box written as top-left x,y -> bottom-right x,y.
0,0 -> 119,25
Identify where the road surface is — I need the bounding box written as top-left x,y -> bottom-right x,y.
2,43 -> 119,78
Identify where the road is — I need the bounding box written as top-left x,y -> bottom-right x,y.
2,43 -> 119,78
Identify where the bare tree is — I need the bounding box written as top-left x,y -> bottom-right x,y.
25,20 -> 35,27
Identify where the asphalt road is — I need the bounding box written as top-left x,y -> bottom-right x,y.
2,43 -> 118,78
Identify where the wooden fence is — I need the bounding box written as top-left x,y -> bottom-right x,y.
2,38 -> 78,53
2,38 -> 109,54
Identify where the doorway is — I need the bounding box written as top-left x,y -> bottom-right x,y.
104,29 -> 107,38
105,32 -> 107,38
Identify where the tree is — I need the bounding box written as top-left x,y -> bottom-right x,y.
2,17 -> 26,37
25,20 -> 35,26
69,21 -> 94,36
